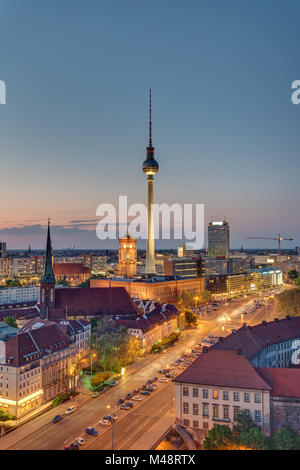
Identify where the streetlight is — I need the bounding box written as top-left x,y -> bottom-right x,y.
90,351 -> 97,391
106,404 -> 115,450
193,296 -> 199,313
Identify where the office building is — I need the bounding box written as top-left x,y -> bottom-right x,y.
208,221 -> 230,257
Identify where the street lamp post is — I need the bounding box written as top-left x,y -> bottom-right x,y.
106,404 -> 115,450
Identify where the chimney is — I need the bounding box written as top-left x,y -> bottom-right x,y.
232,329 -> 237,334
237,348 -> 243,355
286,315 -> 291,321
274,318 -> 279,323
262,320 -> 267,326
203,346 -> 208,353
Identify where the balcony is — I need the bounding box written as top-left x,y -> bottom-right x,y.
212,417 -> 231,423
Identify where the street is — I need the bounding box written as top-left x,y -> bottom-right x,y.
0,289 -> 281,450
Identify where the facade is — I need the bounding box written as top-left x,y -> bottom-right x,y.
0,286 -> 40,305
0,319 -> 83,418
53,262 -> 91,286
91,276 -> 205,304
117,303 -> 179,352
208,221 -> 230,258
0,242 -> 6,258
174,350 -> 272,438
118,232 -> 137,278
164,258 -> 202,279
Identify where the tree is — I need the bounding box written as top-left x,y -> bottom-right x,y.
5,279 -> 21,287
272,428 -> 300,450
0,409 -> 14,422
4,317 -> 18,329
185,310 -> 197,325
233,410 -> 258,435
57,279 -> 70,287
288,270 -> 299,280
239,427 -> 269,450
203,424 -> 234,450
77,278 -> 90,288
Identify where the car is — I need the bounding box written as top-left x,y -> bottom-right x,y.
145,386 -> 154,392
165,374 -> 172,378
125,401 -> 133,408
117,398 -> 124,405
99,419 -> 111,426
92,392 -> 99,398
146,379 -> 153,384
120,404 -> 130,410
125,393 -> 131,400
104,414 -> 118,422
140,390 -> 150,396
109,381 -> 118,387
68,442 -> 79,450
152,377 -> 158,381
85,427 -> 98,436
158,369 -> 164,374
132,389 -> 138,395
52,415 -> 63,423
75,437 -> 85,446
159,378 -> 168,383
65,406 -> 77,415
132,395 -> 143,401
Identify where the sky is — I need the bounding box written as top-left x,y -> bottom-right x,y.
0,0 -> 299,250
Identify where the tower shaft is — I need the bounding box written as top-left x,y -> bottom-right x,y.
146,175 -> 156,273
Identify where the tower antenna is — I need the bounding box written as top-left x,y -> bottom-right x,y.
149,88 -> 152,146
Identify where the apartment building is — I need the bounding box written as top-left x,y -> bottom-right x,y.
174,350 -> 272,439
0,286 -> 40,305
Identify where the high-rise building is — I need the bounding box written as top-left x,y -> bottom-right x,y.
142,89 -> 159,274
0,242 -> 6,258
208,220 -> 230,257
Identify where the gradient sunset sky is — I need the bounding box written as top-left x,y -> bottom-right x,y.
0,0 -> 299,249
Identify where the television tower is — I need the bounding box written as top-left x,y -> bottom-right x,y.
142,89 -> 159,274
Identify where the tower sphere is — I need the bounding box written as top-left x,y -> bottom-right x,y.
142,157 -> 159,175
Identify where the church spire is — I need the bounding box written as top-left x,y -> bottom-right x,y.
41,218 -> 55,284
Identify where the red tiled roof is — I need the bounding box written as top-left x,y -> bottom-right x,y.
117,310 -> 177,333
54,287 -> 138,317
173,350 -> 272,390
212,317 -> 300,360
5,321 -> 71,366
53,263 -> 91,275
256,367 -> 300,398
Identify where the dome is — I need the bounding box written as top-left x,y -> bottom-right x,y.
142,157 -> 159,175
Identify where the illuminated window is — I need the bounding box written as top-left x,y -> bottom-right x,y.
213,390 -> 219,400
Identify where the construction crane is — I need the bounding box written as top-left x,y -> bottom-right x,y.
246,234 -> 293,257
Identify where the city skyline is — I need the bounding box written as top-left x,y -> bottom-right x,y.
0,0 -> 299,249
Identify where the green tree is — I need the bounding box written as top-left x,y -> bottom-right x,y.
185,310 -> 197,325
239,427 -> 269,450
288,270 -> 299,280
5,279 -> 21,287
77,278 -> 90,288
57,279 -> 70,287
203,424 -> 234,450
4,317 -> 18,329
233,410 -> 258,435
272,428 -> 300,450
0,409 -> 14,422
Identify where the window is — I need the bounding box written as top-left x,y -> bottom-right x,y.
286,411 -> 292,423
254,410 -> 261,423
254,393 -> 261,403
202,389 -> 208,399
244,409 -> 250,416
244,393 -> 250,403
202,404 -> 209,417
183,419 -> 190,426
223,391 -> 229,401
213,405 -> 219,419
213,390 -> 219,400
233,392 -> 239,402
233,407 -> 240,420
183,387 -> 189,397
223,406 -> 229,420
193,420 -> 199,428
203,421 -> 209,429
193,388 -> 198,398
183,402 -> 189,414
193,403 -> 199,415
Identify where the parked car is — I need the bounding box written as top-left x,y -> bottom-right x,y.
99,419 -> 111,426
125,393 -> 131,400
120,404 -> 130,410
159,378 -> 168,383
104,414 -> 118,422
65,406 -> 77,415
92,392 -> 99,398
109,381 -> 118,387
68,442 -> 79,450
117,398 -> 124,405
85,427 -> 98,436
140,390 -> 150,396
132,395 -> 143,401
75,437 -> 85,446
152,377 -> 158,381
146,379 -> 153,384
52,415 -> 63,423
125,401 -> 133,408
145,386 -> 154,392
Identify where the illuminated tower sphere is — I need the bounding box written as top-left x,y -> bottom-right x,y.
142,89 -> 159,274
118,229 -> 137,278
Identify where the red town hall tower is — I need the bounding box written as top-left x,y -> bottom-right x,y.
40,219 -> 56,318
